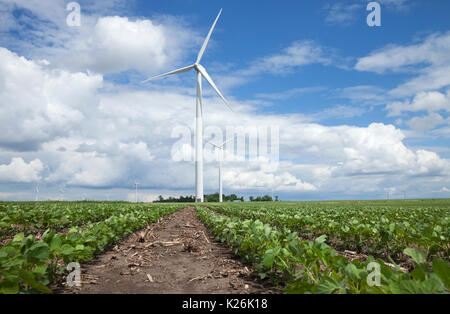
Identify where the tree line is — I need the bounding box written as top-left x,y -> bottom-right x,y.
153,193 -> 279,203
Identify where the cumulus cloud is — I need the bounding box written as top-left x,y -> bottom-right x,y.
0,46 -> 449,198
223,168 -> 316,192
56,16 -> 198,74
0,48 -> 103,151
0,1 -> 198,76
0,0 -> 100,55
0,157 -> 43,182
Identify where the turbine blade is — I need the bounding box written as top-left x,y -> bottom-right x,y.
205,139 -> 221,149
141,65 -> 195,83
196,9 -> 222,64
221,137 -> 234,147
197,65 -> 233,112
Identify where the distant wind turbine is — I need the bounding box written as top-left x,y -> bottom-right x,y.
134,181 -> 140,203
142,9 -> 232,203
206,137 -> 234,203
59,184 -> 66,201
35,184 -> 39,202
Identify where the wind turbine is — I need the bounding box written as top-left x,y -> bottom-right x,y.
206,137 -> 233,203
59,184 -> 66,201
142,9 -> 232,203
35,184 -> 39,202
134,181 -> 139,203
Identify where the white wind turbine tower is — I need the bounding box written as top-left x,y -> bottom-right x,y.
142,9 -> 232,203
59,184 -> 66,201
134,181 -> 140,203
35,184 -> 39,202
206,138 -> 233,203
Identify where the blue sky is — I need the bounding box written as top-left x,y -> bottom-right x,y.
0,0 -> 449,201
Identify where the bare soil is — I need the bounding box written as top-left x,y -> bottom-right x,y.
53,207 -> 282,294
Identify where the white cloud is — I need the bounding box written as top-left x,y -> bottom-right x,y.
241,40 -> 335,75
1,2 -> 448,200
386,90 -> 450,116
377,0 -> 411,10
392,65 -> 450,96
384,187 -> 396,193
333,85 -> 388,105
57,16 -> 198,74
0,157 -> 43,182
0,47 -> 449,197
355,32 -> 450,96
432,126 -> 450,138
3,0 -> 67,28
311,105 -> 365,121
0,192 -> 14,198
256,86 -> 327,100
324,3 -> 362,25
0,47 -> 103,151
323,1 -> 411,26
355,32 -> 450,74
406,113 -> 446,131
222,168 -> 316,192
0,1 -> 198,76
41,138 -> 156,187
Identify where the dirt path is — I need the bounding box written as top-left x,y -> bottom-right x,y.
54,207 -> 282,294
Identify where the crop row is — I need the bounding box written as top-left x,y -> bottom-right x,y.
207,203 -> 449,262
0,204 -> 183,294
196,206 -> 449,294
0,202 -> 158,239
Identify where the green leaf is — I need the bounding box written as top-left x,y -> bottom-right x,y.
13,232 -> 24,242
27,243 -> 50,261
33,264 -> 48,276
422,274 -> 445,293
389,276 -> 445,294
314,234 -> 327,244
403,248 -> 427,264
19,269 -> 52,294
411,267 -> 426,281
261,250 -> 275,268
389,280 -> 424,294
42,229 -> 52,241
432,259 -> 450,289
316,277 -> 345,294
61,244 -> 74,255
0,277 -> 20,294
285,280 -> 314,294
50,236 -> 62,251
263,225 -> 272,237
